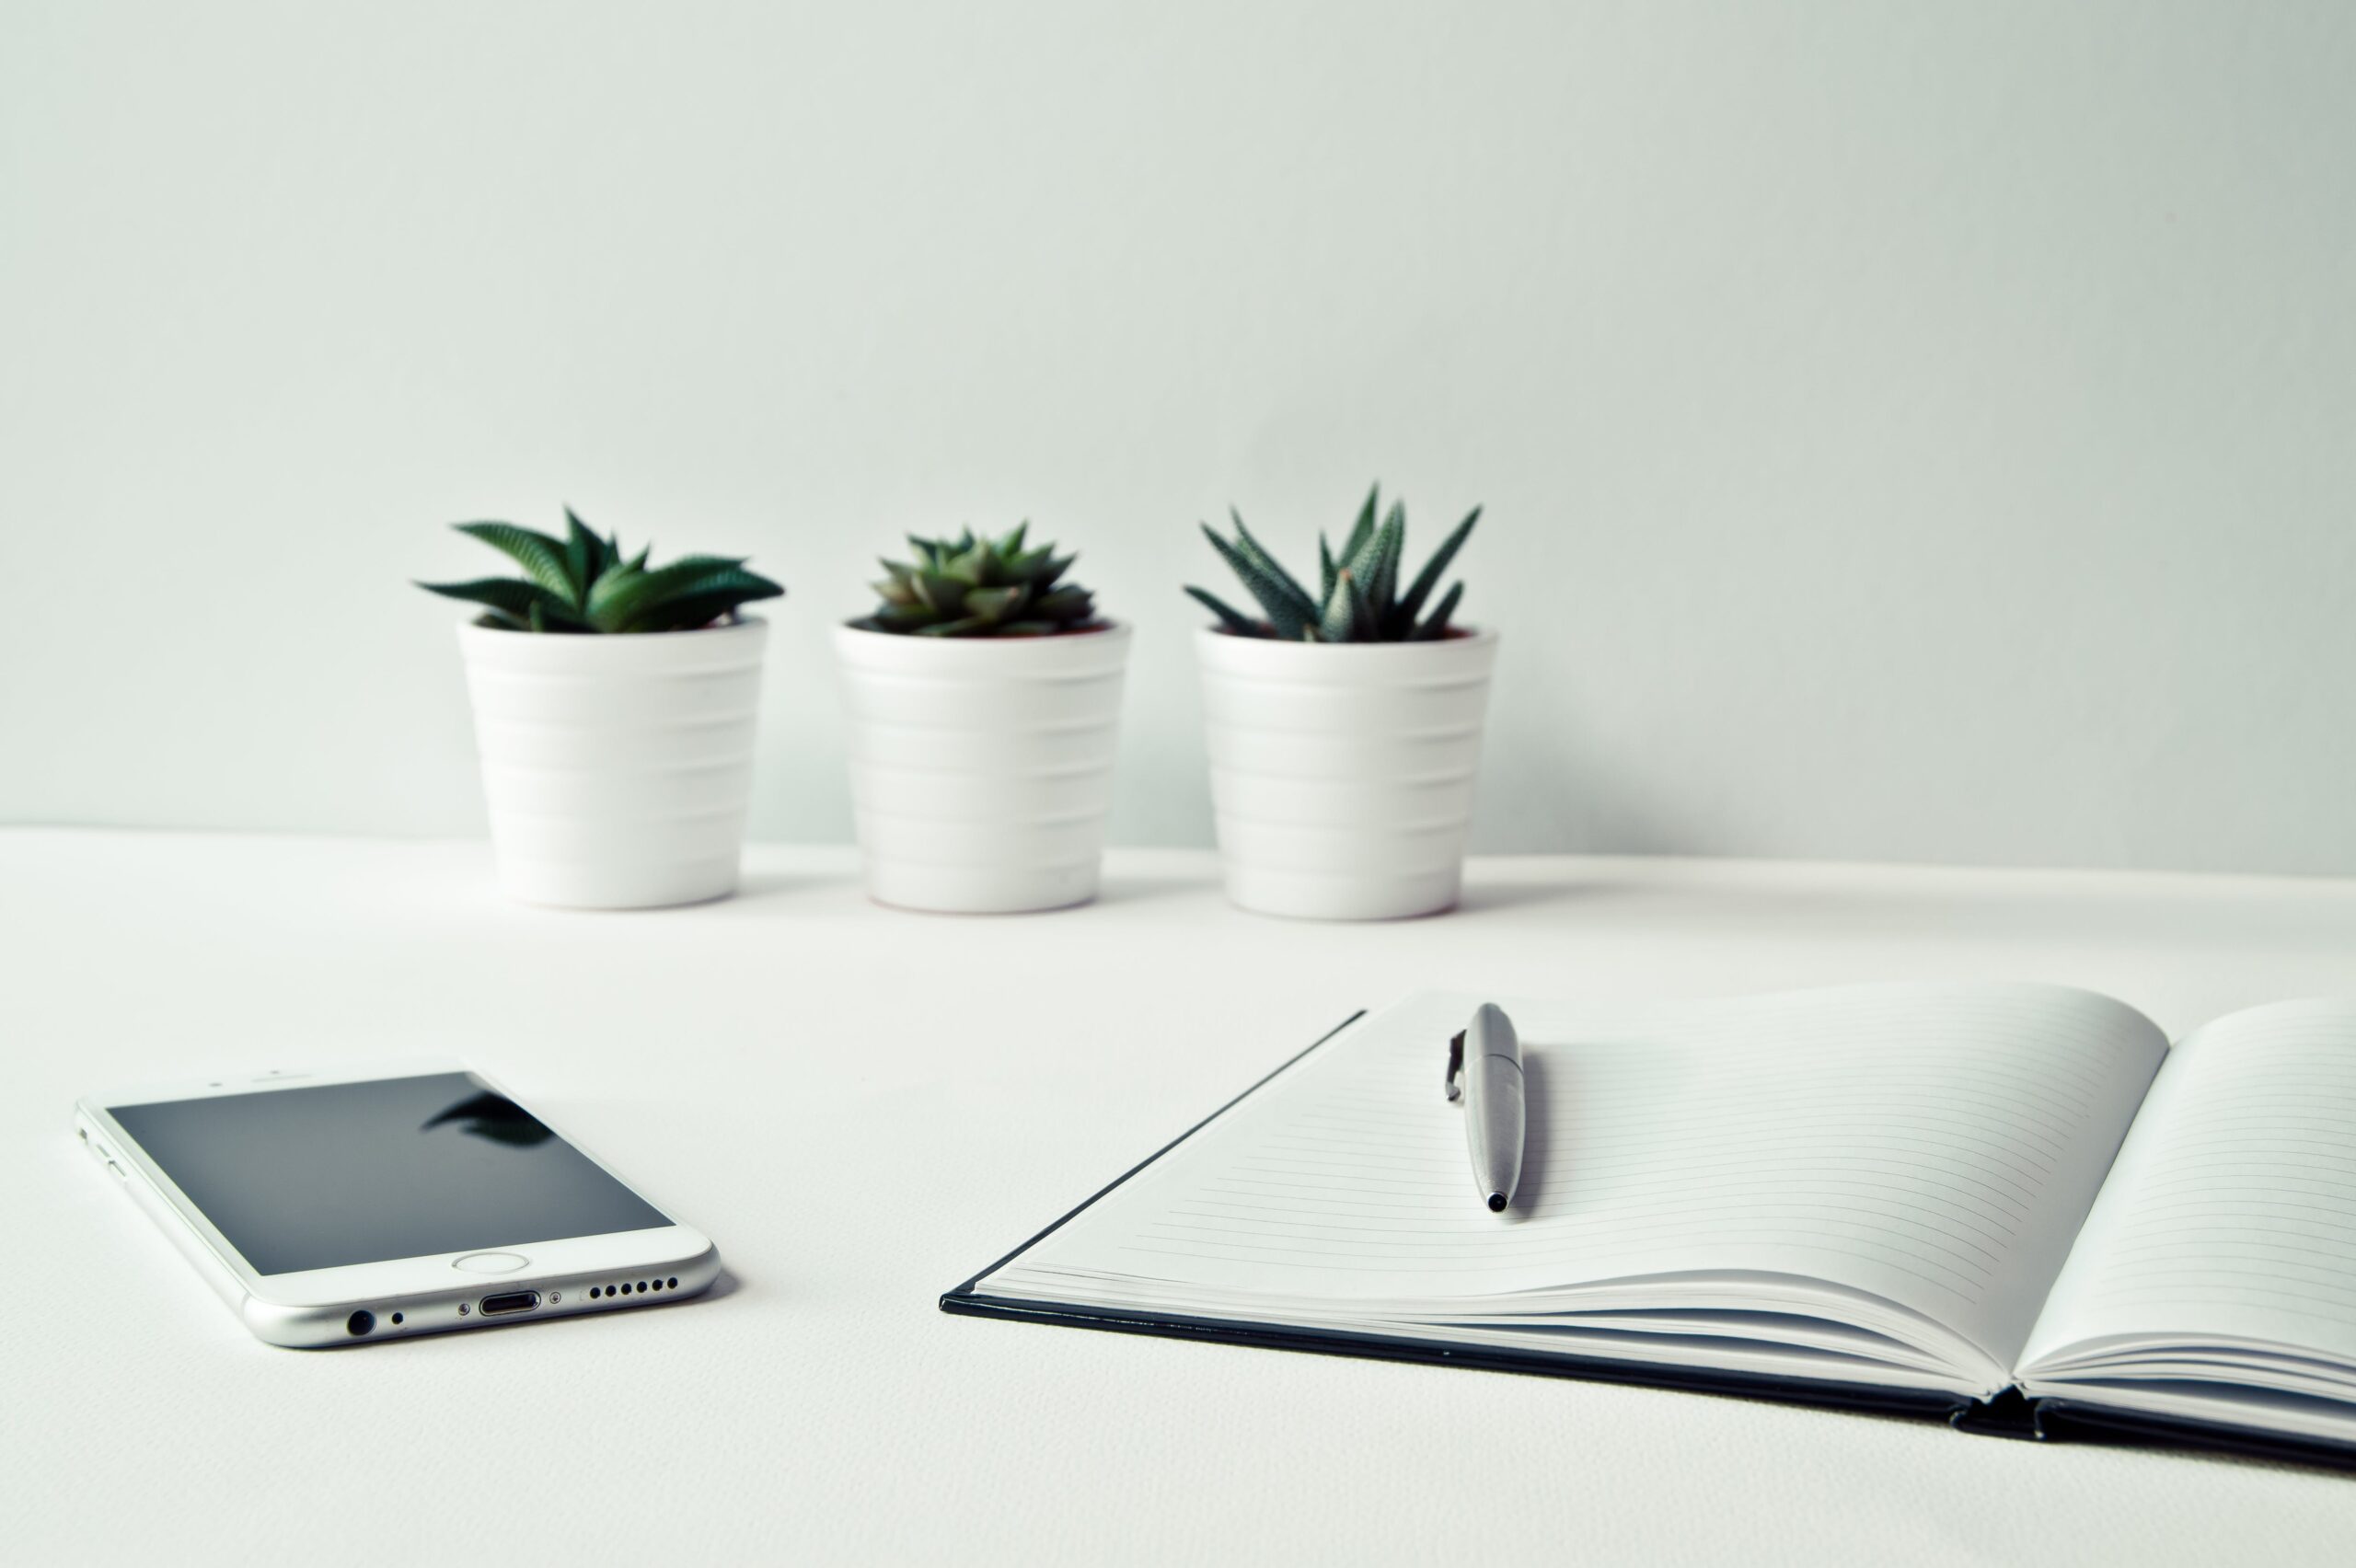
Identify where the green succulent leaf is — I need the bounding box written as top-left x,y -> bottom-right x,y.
1318,570 -> 1358,642
1186,584 -> 1262,636
865,603 -> 938,632
562,509 -> 606,599
421,517 -> 781,634
916,615 -> 996,637
1410,580 -> 1465,640
1187,484 -> 1482,641
909,569 -> 969,616
454,522 -> 577,607
944,536 -> 994,585
1198,525 -> 1311,639
858,525 -> 1104,637
415,575 -> 586,629
1028,585 -> 1093,620
1341,504 -> 1400,604
963,584 -> 1029,622
1392,505 -> 1479,635
612,565 -> 784,633
1340,483 -> 1380,567
1345,571 -> 1379,643
1373,502 -> 1409,616
1226,509 -> 1321,625
587,559 -> 706,631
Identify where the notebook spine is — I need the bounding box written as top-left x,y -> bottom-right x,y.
1948,1387 -> 2045,1441
2033,1399 -> 2356,1469
943,1289 -> 1977,1425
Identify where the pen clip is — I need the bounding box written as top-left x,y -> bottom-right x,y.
1445,1031 -> 1465,1103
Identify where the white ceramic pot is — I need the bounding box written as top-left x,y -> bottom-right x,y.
833,621 -> 1131,914
456,617 -> 768,909
1196,626 -> 1499,920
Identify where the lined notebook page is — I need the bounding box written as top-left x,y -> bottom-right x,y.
992,985 -> 2165,1366
2024,999 -> 2356,1370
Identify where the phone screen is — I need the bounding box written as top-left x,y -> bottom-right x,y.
109,1073 -> 671,1274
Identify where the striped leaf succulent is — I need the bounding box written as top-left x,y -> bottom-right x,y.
417,511 -> 783,633
1186,485 -> 1479,642
855,524 -> 1103,637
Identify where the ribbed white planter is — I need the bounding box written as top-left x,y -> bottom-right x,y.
456,617 -> 768,909
1196,626 -> 1499,920
834,621 -> 1130,914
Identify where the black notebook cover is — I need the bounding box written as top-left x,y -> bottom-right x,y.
941,1010 -> 2356,1470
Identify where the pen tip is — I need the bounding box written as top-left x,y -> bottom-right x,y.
1487,1193 -> 1507,1213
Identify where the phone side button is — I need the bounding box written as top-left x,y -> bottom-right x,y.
105,1160 -> 126,1179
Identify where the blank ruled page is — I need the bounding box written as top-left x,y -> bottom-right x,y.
993,985 -> 2165,1367
2025,999 -> 2356,1370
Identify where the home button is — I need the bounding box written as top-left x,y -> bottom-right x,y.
452,1251 -> 530,1274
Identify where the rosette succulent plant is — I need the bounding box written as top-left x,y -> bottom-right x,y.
417,512 -> 783,633
1186,484 -> 1478,642
854,525 -> 1103,636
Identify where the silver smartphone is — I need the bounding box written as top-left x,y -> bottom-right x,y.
75,1060 -> 720,1347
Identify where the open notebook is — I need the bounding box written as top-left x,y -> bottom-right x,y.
943,985 -> 2356,1464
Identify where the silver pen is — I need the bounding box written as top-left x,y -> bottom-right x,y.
1446,1002 -> 1526,1214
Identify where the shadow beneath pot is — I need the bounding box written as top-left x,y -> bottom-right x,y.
1090,871 -> 1218,908
1450,877 -> 1619,917
730,870 -> 850,903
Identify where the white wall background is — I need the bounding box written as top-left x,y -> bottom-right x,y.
4,1 -> 2351,872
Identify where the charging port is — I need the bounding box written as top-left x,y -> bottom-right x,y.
479,1291 -> 540,1316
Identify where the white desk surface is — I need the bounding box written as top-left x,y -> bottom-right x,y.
10,830 -> 2356,1565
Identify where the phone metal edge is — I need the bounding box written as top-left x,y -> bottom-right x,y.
74,1065 -> 722,1348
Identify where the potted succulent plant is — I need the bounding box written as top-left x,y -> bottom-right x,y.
418,512 -> 783,909
1185,485 -> 1494,919
834,525 -> 1127,914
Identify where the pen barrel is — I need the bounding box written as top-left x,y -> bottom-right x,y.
1463,1055 -> 1526,1206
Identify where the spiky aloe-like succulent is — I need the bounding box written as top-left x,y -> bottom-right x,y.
417,511 -> 783,633
854,524 -> 1103,636
1186,485 -> 1478,641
